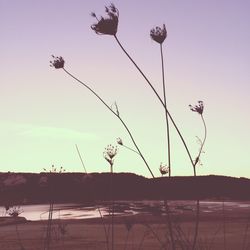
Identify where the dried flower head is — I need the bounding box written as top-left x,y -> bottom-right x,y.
103,144 -> 118,165
159,163 -> 169,175
50,55 -> 65,69
7,206 -> 23,218
189,101 -> 204,115
91,3 -> 119,35
150,24 -> 167,44
43,165 -> 65,173
117,137 -> 123,145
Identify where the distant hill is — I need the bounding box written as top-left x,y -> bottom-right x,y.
0,172 -> 249,205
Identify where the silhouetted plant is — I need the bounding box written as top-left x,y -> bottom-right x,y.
103,144 -> 118,250
42,165 -> 65,250
116,137 -> 140,155
150,24 -> 172,178
90,4 -> 198,176
7,206 -> 26,250
189,100 -> 207,175
91,4 -> 119,35
159,163 -> 169,176
49,4 -> 211,250
50,55 -> 154,178
123,217 -> 134,250
189,100 -> 207,250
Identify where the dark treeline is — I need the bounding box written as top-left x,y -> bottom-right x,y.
0,172 -> 250,205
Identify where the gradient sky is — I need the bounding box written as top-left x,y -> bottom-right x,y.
1,0 -> 250,178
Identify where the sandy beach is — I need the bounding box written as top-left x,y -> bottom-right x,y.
1,209 -> 249,250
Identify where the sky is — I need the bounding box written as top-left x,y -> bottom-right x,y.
0,0 -> 250,178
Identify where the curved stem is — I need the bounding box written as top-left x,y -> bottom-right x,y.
160,44 -> 171,177
194,114 -> 207,172
62,68 -> 154,178
114,35 -> 195,173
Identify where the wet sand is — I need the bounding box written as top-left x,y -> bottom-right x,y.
0,209 -> 250,250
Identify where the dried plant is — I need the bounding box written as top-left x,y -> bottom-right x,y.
90,4 -> 201,183
103,144 -> 118,250
150,24 -> 167,44
189,100 -> 207,250
42,165 -> 65,250
159,163 -> 169,176
50,55 -> 65,69
7,206 -> 23,218
91,3 -> 119,35
50,55 -> 154,177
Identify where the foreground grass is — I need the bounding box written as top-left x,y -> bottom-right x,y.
0,213 -> 249,250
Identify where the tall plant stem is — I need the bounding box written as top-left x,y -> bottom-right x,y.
44,202 -> 54,250
192,199 -> 200,250
62,68 -> 154,178
192,114 -> 207,250
110,163 -> 114,250
164,200 -> 176,250
160,44 -> 175,250
160,43 -> 171,177
75,144 -> 87,173
114,35 -> 195,174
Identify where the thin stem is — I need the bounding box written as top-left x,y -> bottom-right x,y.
110,163 -> 114,250
164,200 -> 176,250
222,200 -> 227,250
44,202 -> 54,250
114,35 -> 195,173
75,144 -> 87,173
15,221 -> 24,250
192,114 -> 207,250
62,68 -> 154,178
97,206 -> 110,250
191,199 -> 200,250
160,44 -> 171,177
123,230 -> 130,250
121,144 -> 140,155
193,114 -> 207,173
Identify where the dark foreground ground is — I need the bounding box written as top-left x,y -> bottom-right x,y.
1,206 -> 250,250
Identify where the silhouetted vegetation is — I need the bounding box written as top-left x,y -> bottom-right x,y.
1,173 -> 250,205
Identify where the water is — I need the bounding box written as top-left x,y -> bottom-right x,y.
1,200 -> 250,221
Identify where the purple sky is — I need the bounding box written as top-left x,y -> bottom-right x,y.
1,0 -> 250,178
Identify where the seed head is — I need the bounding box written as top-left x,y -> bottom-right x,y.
50,55 -> 65,69
103,144 -> 118,165
91,3 -> 119,35
159,163 -> 169,176
189,101 -> 204,115
150,24 -> 167,44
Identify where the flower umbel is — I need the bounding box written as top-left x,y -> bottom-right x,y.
159,163 -> 169,176
50,55 -> 65,69
91,3 -> 119,35
150,24 -> 167,44
189,101 -> 204,115
103,144 -> 118,165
